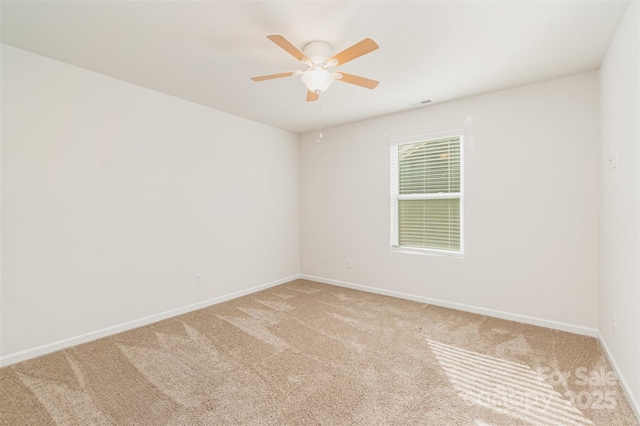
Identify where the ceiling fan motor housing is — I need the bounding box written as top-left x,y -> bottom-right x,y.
302,41 -> 332,65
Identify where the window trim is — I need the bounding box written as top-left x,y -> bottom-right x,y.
389,129 -> 465,256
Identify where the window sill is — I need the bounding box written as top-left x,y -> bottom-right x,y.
390,246 -> 464,258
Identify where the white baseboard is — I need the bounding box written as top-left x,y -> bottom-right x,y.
300,274 -> 598,337
597,331 -> 640,421
0,274 -> 299,367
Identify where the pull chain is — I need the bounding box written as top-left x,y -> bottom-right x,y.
316,93 -> 323,143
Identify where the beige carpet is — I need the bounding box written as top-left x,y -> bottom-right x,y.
1,279 -> 638,425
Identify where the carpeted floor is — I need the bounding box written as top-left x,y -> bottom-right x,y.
1,279 -> 638,425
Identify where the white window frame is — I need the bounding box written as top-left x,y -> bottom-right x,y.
389,129 -> 464,257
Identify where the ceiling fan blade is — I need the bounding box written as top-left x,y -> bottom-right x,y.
337,72 -> 379,89
251,71 -> 297,82
329,38 -> 379,66
267,34 -> 310,63
306,91 -> 319,102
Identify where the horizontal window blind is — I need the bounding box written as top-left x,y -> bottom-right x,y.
391,134 -> 462,253
398,199 -> 460,250
399,138 -> 461,194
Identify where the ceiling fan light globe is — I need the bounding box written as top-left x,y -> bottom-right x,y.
301,69 -> 334,93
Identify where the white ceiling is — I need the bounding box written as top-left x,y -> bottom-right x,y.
1,1 -> 630,134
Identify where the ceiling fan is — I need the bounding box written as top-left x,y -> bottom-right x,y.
251,34 -> 379,102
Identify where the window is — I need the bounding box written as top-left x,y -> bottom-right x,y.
390,130 -> 463,255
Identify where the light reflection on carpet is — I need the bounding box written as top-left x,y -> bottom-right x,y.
427,339 -> 592,426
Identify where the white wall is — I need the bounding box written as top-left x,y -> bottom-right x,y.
599,0 -> 640,408
1,45 -> 300,358
300,72 -> 600,331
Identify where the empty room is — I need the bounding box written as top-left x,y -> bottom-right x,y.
1,1 -> 639,425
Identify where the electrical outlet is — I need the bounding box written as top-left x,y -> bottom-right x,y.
346,259 -> 353,269
195,273 -> 203,286
612,311 -> 617,332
